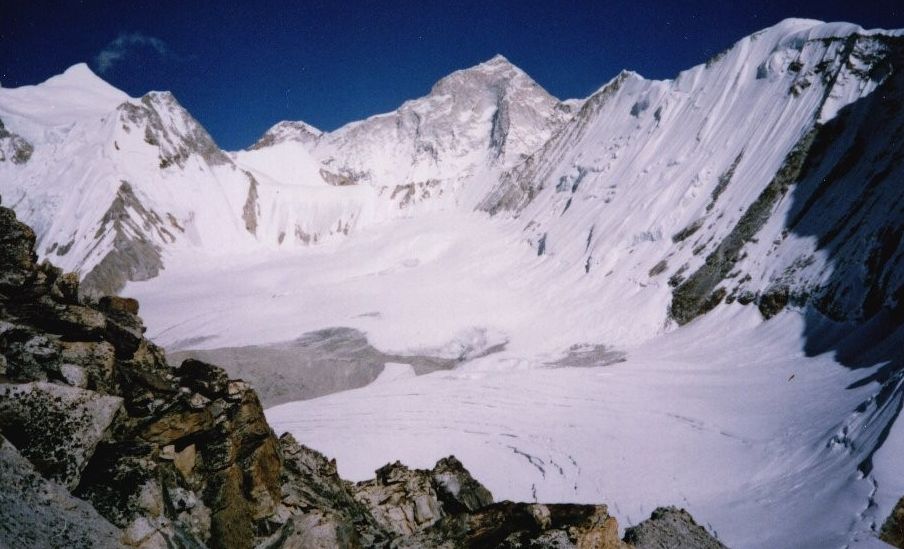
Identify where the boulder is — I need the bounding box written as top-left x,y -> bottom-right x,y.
432,455 -> 493,513
99,295 -> 140,315
0,324 -> 60,381
277,434 -> 389,546
104,311 -> 146,359
260,511 -> 362,549
398,501 -> 628,549
35,302 -> 107,340
623,506 -> 727,549
59,340 -> 117,393
0,435 -> 122,548
881,496 -> 904,548
176,358 -> 230,398
354,461 -> 446,536
0,383 -> 123,489
50,271 -> 81,304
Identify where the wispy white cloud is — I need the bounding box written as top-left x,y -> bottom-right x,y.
94,32 -> 170,74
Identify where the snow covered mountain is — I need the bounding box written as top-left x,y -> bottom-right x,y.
479,18 -> 904,342
0,64 -> 258,295
0,55 -> 577,296
1,18 -> 904,548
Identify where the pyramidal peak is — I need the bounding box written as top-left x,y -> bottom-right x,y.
0,63 -> 129,132
47,63 -> 112,88
39,63 -> 129,101
484,53 -> 515,66
429,54 -> 542,98
248,120 -> 323,151
468,53 -> 525,76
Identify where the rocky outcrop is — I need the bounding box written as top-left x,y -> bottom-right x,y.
0,202 -> 282,547
624,507 -> 727,548
0,435 -> 122,548
352,458 -> 491,536
0,383 -> 122,489
0,203 -> 723,548
396,501 -> 627,549
882,497 -> 904,548
79,181 -> 166,298
0,118 -> 33,164
270,438 -> 629,549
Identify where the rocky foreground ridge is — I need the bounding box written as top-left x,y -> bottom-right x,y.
0,198 -> 801,548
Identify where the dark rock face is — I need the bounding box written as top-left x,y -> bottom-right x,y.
398,501 -> 628,548
670,128 -> 817,325
882,497 -> 904,548
624,507 -> 727,549
0,204 -> 724,548
80,181 -> 166,298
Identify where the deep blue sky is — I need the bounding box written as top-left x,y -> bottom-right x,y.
2,1 -> 902,150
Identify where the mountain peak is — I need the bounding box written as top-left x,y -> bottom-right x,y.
485,54 -> 512,65
430,54 -> 535,98
0,63 -> 129,129
474,53 -> 522,74
248,120 -> 323,151
46,63 -> 126,97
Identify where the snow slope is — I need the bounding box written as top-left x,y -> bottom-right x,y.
3,18 -> 904,548
266,306 -> 901,548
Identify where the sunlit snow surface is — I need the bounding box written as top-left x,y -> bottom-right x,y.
129,212 -> 902,549
268,313 -> 895,549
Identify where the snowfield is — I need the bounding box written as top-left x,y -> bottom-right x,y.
128,210 -> 901,548
267,307 -> 901,548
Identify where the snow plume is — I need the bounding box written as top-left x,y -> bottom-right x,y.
94,32 -> 169,74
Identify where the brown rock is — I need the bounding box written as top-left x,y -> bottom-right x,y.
99,295 -> 140,315
242,435 -> 283,520
208,465 -> 254,549
51,271 -> 81,304
354,461 -> 445,536
174,443 -> 197,480
140,406 -> 213,444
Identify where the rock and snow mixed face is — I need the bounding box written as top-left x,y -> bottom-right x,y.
0,54 -> 579,296
304,55 -> 575,204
